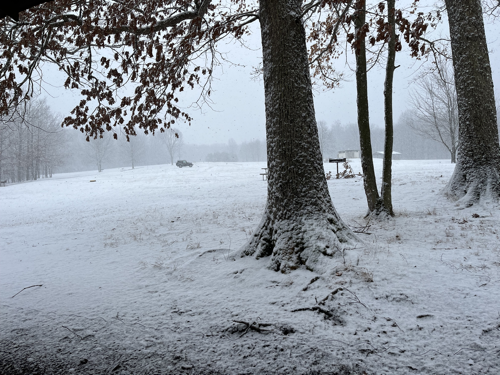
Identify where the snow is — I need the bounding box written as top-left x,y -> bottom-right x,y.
1,160 -> 499,374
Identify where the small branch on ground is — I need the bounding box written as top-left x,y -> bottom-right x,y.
232,320 -> 272,337
385,317 -> 404,332
294,287 -> 370,321
302,276 -> 321,291
62,325 -> 83,339
291,306 -> 338,320
11,284 -> 43,298
319,287 -> 342,303
342,288 -> 371,311
351,218 -> 372,234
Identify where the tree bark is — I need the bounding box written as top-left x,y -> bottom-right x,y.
380,0 -> 396,216
444,0 -> 500,205
353,0 -> 380,213
240,0 -> 358,274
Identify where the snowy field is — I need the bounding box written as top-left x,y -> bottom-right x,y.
1,160 -> 499,374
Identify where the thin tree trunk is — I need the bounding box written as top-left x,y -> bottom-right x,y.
353,0 -> 380,213
380,0 -> 396,216
444,0 -> 500,204
241,0 -> 358,273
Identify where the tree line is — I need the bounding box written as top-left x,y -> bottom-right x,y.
0,99 -> 64,183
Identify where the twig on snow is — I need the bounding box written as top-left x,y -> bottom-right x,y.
415,348 -> 444,356
452,347 -> 487,355
107,355 -> 123,374
11,284 -> 43,298
399,253 -> 409,265
232,320 -> 272,337
291,306 -> 338,319
351,218 -> 373,234
319,287 -> 371,311
302,276 -> 320,291
319,287 -> 344,304
62,325 -> 83,339
385,317 -> 404,332
343,288 -> 371,311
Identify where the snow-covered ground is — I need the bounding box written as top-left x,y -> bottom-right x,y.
1,160 -> 499,374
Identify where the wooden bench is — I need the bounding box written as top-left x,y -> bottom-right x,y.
328,158 -> 347,175
260,168 -> 268,181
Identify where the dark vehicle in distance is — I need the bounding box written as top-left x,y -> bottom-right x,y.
176,160 -> 193,168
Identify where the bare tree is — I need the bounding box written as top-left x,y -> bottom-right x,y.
317,120 -> 333,162
121,132 -> 145,169
444,0 -> 500,204
88,134 -> 112,172
409,57 -> 458,163
227,138 -> 239,160
161,128 -> 183,165
0,119 -> 13,182
239,139 -> 266,162
353,0 -> 380,214
379,0 -> 398,217
0,99 -> 64,182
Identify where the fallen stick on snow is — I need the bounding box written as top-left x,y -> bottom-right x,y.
62,325 -> 83,339
291,306 -> 337,320
11,284 -> 43,298
232,320 -> 272,337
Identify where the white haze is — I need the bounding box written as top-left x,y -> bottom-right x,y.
36,2 -> 500,145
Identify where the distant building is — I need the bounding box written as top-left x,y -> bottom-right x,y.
373,151 -> 402,160
337,150 -> 360,159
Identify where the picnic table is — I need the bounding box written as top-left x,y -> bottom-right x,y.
260,168 -> 268,181
328,158 -> 347,175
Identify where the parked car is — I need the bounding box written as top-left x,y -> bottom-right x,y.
176,160 -> 193,168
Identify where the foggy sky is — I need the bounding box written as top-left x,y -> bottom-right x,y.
40,3 -> 500,145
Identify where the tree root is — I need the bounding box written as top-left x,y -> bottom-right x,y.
241,212 -> 360,274
445,163 -> 500,206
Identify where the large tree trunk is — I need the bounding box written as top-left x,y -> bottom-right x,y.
444,0 -> 500,205
353,0 -> 380,214
240,0 -> 358,274
379,0 -> 396,216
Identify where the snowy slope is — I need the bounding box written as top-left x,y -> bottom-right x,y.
1,160 -> 499,374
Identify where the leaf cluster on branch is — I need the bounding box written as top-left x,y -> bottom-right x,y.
0,0 -> 258,140
306,0 -> 443,88
1,0 -> 445,140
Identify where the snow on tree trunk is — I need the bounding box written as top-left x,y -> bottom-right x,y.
444,0 -> 500,205
240,0 -> 358,274
353,0 -> 380,214
379,0 -> 396,217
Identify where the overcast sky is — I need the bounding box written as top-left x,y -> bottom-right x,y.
40,3 -> 500,145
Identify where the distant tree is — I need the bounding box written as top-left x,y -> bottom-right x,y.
239,139 -> 266,162
317,120 -> 333,161
0,119 -> 12,182
88,134 -> 111,172
0,99 -> 64,182
409,57 -> 458,163
161,128 -> 182,165
227,138 -> 239,158
444,0 -> 500,204
206,151 -> 237,162
120,132 -> 145,169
